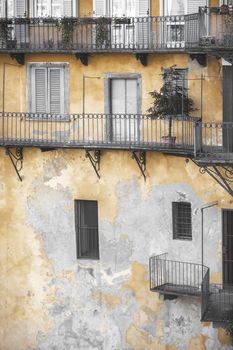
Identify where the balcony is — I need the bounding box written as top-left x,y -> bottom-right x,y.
194,121 -> 233,164
0,10 -> 232,55
0,112 -> 197,154
0,15 -> 200,54
150,253 -> 233,323
149,253 -> 206,297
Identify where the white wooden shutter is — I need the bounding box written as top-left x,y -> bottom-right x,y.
49,68 -> 64,114
93,0 -> 106,16
136,0 -> 149,48
63,0 -> 73,16
0,0 -> 4,18
136,0 -> 149,17
187,0 -> 206,14
15,0 -> 26,16
33,68 -> 48,114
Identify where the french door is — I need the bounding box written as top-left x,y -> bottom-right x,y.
110,78 -> 139,143
94,0 -> 150,49
223,210 -> 233,285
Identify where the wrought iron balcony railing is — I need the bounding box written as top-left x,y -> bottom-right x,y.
150,253 -> 233,323
149,253 -> 208,297
0,112 -> 197,153
0,14 -> 200,52
194,121 -> 233,163
198,7 -> 233,50
1,10 -> 233,53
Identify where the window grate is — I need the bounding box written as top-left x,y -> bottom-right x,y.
172,201 -> 192,240
74,200 -> 99,259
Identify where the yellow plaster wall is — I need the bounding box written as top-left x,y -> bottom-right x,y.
0,53 -> 222,123
0,147 -> 232,350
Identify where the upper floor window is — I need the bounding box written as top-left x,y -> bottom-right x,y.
27,63 -> 69,115
93,0 -> 149,17
32,0 -> 75,17
172,202 -> 192,240
162,0 -> 206,16
0,0 -> 76,18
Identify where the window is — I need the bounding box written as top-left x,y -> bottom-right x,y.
27,63 -> 69,115
75,200 -> 99,259
31,0 -> 75,17
172,202 -> 192,240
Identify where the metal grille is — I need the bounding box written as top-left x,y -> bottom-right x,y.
74,200 -> 99,259
172,202 -> 192,240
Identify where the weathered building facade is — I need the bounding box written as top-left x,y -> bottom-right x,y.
1,0 -> 233,349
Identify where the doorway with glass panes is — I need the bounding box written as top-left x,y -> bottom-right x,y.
94,0 -> 150,48
106,74 -> 140,143
160,0 -> 207,48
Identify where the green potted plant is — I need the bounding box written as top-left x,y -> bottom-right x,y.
57,18 -> 77,49
95,17 -> 111,49
147,66 -> 196,145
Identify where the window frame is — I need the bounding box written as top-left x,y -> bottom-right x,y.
26,62 -> 69,118
172,201 -> 192,241
74,200 -> 100,260
29,0 -> 77,17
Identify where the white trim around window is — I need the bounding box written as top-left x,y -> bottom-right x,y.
26,62 -> 69,117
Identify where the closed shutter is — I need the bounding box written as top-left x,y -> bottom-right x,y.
0,0 -> 4,18
33,68 -> 47,114
15,0 -> 26,16
49,68 -> 64,114
187,0 -> 205,14
136,0 -> 149,47
63,0 -> 73,16
137,0 -> 149,16
93,0 -> 106,16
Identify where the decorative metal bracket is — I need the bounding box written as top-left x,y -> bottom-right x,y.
135,53 -> 148,67
6,147 -> 23,181
75,53 -> 89,66
10,53 -> 25,65
85,150 -> 101,179
132,151 -> 147,181
214,52 -> 233,64
193,161 -> 233,197
190,54 -> 207,67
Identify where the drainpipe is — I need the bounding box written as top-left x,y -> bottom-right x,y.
201,201 -> 218,279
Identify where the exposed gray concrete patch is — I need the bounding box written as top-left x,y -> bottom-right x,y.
27,176 -> 225,350
43,156 -> 67,182
27,182 -> 76,272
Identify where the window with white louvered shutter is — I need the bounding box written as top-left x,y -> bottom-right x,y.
93,0 -> 107,16
186,0 -> 206,14
33,68 -> 48,113
49,68 -> 64,114
29,64 -> 68,115
33,0 -> 75,17
136,0 -> 150,48
15,0 -> 27,17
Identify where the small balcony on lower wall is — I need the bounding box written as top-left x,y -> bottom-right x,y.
150,253 -> 233,323
0,112 -> 197,154
149,253 -> 206,297
194,121 -> 233,164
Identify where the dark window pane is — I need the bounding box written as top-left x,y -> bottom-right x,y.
172,202 -> 192,240
75,200 -> 99,259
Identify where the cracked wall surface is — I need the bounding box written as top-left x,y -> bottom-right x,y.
0,148 -> 233,350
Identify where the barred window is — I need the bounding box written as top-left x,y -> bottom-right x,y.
172,202 -> 192,240
74,200 -> 99,259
